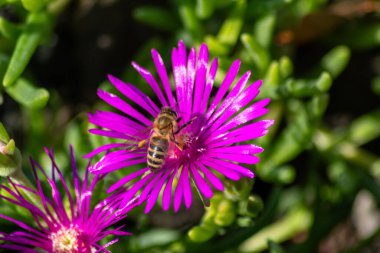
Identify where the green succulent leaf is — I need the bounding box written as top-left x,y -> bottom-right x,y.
217,0 -> 246,48
196,0 -> 214,19
3,12 -> 52,87
279,56 -> 293,79
260,96 -> 328,182
280,72 -> 332,98
179,0 -> 202,39
321,45 -> 350,78
204,35 -> 229,56
0,17 -> 23,41
241,33 -> 270,73
254,12 -> 276,49
133,6 -> 179,31
5,77 -> 49,108
347,109 -> 380,146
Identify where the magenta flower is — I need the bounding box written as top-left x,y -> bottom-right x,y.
0,147 -> 132,253
86,40 -> 274,213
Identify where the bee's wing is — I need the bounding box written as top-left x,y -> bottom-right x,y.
124,126 -> 153,151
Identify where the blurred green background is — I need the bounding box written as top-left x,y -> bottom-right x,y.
0,0 -> 380,252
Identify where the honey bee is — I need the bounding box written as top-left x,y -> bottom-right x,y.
136,106 -> 195,170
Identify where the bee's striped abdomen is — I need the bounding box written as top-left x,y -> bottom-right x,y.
147,136 -> 169,170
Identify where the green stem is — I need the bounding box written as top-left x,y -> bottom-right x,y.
314,130 -> 380,178
238,206 -> 313,252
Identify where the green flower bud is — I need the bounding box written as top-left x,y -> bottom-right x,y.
0,139 -> 21,177
236,217 -> 254,227
214,199 -> 236,227
225,177 -> 253,201
238,194 -> 264,217
188,223 -> 217,243
276,165 -> 296,185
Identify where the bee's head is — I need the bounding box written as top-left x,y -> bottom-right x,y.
160,106 -> 177,119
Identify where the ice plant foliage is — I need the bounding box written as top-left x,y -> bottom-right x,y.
86,40 -> 274,213
0,147 -> 132,253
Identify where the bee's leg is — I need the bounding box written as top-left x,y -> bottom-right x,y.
129,139 -> 147,151
174,140 -> 184,151
176,117 -> 182,123
174,141 -> 183,151
138,139 -> 147,148
170,132 -> 183,151
174,116 -> 197,134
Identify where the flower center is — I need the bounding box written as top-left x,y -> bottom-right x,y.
50,225 -> 90,253
171,131 -> 206,162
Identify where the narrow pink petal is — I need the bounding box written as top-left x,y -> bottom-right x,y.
181,165 -> 192,209
90,151 -> 146,174
191,165 -> 213,198
173,41 -> 187,111
69,146 -> 81,219
107,167 -> 150,193
29,161 -> 58,224
97,89 -> 152,126
144,170 -> 171,213
162,167 -> 179,211
0,234 -> 45,248
108,74 -> 160,116
193,43 -> 209,114
206,59 -> 241,119
131,62 -> 168,106
222,162 -> 255,178
206,81 -> 265,136
0,214 -> 45,237
89,110 -> 146,132
208,144 -> 264,155
84,143 -> 126,158
207,101 -> 270,141
183,47 -> 196,120
208,152 -> 260,165
151,49 -> 177,107
7,231 -> 45,243
138,172 -> 162,205
197,163 -> 224,191
88,129 -> 130,140
48,178 -> 70,223
201,58 -> 218,113
202,158 -> 241,181
0,243 -> 44,252
120,172 -> 154,207
206,71 -> 251,127
213,120 -> 275,147
173,176 -> 183,212
93,157 -> 146,174
88,112 -> 140,134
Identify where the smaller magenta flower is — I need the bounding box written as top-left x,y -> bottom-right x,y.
0,147 -> 133,253
86,40 -> 274,213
